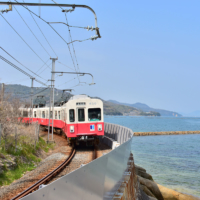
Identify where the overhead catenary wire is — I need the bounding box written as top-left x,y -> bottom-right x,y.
0,13 -> 50,69
56,77 -> 77,88
22,0 -> 58,57
13,5 -> 51,57
65,13 -> 80,73
0,55 -> 48,86
0,46 -> 48,82
20,87 -> 49,99
58,61 -> 75,71
13,0 -> 73,46
38,62 -> 52,75
51,0 -> 80,81
14,0 -> 80,82
36,58 -> 50,74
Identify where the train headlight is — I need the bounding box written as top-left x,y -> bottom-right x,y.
98,124 -> 102,131
70,126 -> 74,133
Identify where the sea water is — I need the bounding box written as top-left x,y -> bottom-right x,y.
104,116 -> 200,197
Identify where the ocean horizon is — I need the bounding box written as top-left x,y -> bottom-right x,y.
104,116 -> 200,198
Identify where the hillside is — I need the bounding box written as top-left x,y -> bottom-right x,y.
1,84 -> 135,115
108,100 -> 181,117
102,100 -> 137,116
0,83 -> 72,105
0,83 -> 161,116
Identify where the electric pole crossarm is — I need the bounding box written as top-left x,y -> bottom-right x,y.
53,71 -> 95,85
0,2 -> 101,37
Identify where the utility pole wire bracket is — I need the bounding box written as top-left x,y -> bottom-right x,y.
0,5 -> 12,13
62,6 -> 75,13
0,2 -> 101,37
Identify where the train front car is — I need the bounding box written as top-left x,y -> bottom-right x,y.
66,95 -> 104,145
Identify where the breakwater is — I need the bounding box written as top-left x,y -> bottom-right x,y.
134,130 -> 200,136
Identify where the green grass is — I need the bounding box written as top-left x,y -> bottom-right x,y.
0,135 -> 54,186
0,163 -> 35,186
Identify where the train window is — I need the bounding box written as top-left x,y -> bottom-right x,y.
69,109 -> 75,122
78,109 -> 85,122
34,111 -> 36,118
23,111 -> 28,117
42,111 -> 45,118
88,108 -> 101,121
50,111 -> 53,118
55,111 -> 57,119
58,111 -> 61,119
46,111 -> 48,118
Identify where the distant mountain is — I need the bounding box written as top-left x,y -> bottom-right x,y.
102,100 -> 138,116
108,100 -> 181,117
0,83 -> 161,116
0,83 -> 72,105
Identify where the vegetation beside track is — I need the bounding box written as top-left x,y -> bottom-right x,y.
0,94 -> 54,186
0,126 -> 54,186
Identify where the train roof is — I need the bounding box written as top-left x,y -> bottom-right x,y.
68,95 -> 90,101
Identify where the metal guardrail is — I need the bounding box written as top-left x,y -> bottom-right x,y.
21,123 -> 134,200
104,122 -> 134,144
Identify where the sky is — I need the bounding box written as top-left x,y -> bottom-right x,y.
0,0 -> 200,114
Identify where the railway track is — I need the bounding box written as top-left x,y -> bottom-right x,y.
11,148 -> 76,200
11,145 -> 98,200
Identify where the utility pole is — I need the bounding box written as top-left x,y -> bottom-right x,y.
48,57 -> 58,142
1,83 -> 4,102
47,84 -> 51,142
30,78 -> 35,124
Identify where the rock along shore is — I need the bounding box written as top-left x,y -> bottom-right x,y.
135,165 -> 200,200
134,130 -> 200,136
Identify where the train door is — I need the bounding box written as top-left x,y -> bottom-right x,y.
76,107 -> 86,134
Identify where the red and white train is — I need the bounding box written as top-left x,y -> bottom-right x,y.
20,95 -> 104,145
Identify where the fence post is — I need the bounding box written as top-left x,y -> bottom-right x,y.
15,127 -> 17,152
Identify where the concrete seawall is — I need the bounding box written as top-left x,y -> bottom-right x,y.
134,130 -> 200,136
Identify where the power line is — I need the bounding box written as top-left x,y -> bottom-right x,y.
0,46 -> 47,81
13,0 -> 93,83
0,55 -> 47,86
38,62 -> 52,75
36,58 -> 50,73
56,77 -> 77,88
13,0 -> 70,46
51,0 -> 80,81
58,61 -> 75,71
0,13 -> 50,68
22,0 -> 58,57
65,13 -> 80,73
14,0 -> 80,82
14,5 -> 51,57
20,87 -> 49,99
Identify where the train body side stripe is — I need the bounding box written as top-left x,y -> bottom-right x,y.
21,117 -> 104,138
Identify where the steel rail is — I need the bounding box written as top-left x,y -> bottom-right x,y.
0,2 -> 101,37
11,148 -> 76,200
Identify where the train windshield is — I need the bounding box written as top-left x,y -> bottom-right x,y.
88,108 -> 101,121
